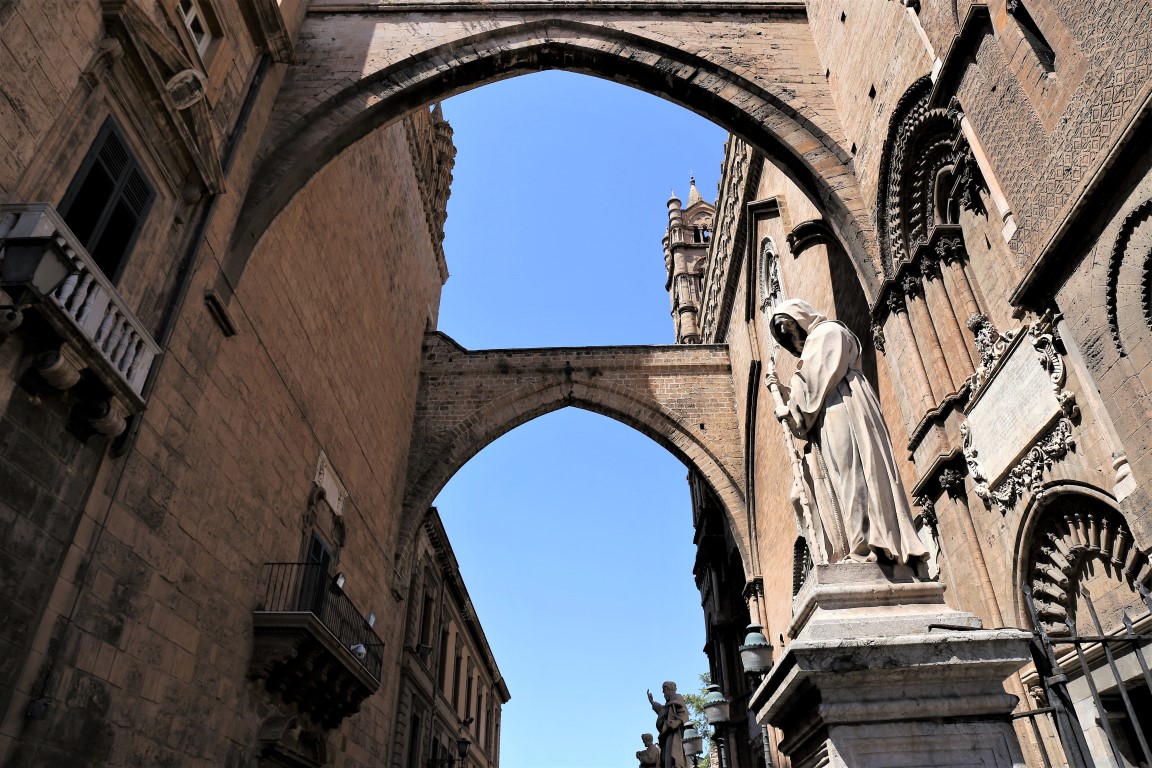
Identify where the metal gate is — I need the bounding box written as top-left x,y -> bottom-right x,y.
1018,582 -> 1152,767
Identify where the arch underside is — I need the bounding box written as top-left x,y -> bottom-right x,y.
226,15 -> 881,296
400,379 -> 750,572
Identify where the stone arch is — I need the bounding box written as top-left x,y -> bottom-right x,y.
226,17 -> 880,297
876,76 -> 987,277
1105,196 -> 1152,357
1014,486 -> 1150,636
399,339 -> 749,573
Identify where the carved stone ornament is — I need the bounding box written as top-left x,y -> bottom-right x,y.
963,418 -> 1075,512
1026,506 -> 1142,637
961,312 -> 1079,512
165,68 -> 207,109
951,145 -> 988,216
870,321 -> 885,354
913,495 -> 938,533
937,467 -> 964,497
966,313 -> 1014,391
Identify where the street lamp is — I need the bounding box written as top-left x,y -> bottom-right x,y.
426,737 -> 470,768
702,684 -> 730,725
683,725 -> 704,768
702,685 -> 731,768
0,234 -> 76,330
739,624 -> 773,679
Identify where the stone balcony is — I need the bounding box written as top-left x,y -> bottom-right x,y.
0,203 -> 160,424
249,562 -> 385,730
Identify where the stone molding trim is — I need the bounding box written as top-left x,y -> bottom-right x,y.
1105,196 -> 1152,357
700,138 -> 760,341
100,0 -> 224,194
1023,499 -> 1147,637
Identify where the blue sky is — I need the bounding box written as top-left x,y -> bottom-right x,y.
434,71 -> 727,768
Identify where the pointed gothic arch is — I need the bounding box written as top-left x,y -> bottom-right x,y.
398,335 -> 749,574
223,15 -> 881,299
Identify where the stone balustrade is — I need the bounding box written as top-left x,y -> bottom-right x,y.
0,203 -> 159,409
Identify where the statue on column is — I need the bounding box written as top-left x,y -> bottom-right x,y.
647,682 -> 689,768
637,733 -> 661,768
766,298 -> 928,565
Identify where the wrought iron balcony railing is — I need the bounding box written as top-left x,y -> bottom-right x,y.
256,562 -> 384,679
250,562 -> 385,728
0,203 -> 160,408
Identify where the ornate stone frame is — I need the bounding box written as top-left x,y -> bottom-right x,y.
961,313 -> 1079,512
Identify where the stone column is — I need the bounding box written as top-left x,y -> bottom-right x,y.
752,563 -> 1031,768
887,293 -> 936,415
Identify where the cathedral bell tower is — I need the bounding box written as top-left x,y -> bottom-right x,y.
662,177 -> 715,344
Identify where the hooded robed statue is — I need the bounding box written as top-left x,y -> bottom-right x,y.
767,298 -> 928,565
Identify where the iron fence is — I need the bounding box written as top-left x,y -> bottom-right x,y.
257,562 -> 385,680
1019,582 -> 1152,768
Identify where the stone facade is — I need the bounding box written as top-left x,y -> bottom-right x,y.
391,508 -> 508,768
0,0 -> 1150,767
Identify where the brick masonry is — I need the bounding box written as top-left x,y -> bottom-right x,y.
400,333 -> 748,562
0,0 -> 1151,766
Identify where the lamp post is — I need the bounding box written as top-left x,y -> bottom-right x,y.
426,738 -> 470,768
683,725 -> 704,768
0,234 -> 76,330
702,684 -> 731,768
739,624 -> 773,681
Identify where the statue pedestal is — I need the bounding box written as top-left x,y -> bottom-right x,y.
751,563 -> 1031,768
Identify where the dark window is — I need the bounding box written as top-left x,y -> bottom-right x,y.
59,119 -> 155,283
437,624 -> 450,689
1009,0 -> 1056,72
465,670 -> 473,719
406,714 -> 421,768
298,532 -> 333,615
452,647 -> 463,709
419,589 -> 435,646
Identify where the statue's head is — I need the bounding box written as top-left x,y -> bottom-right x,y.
642,733 -> 654,746
770,299 -> 826,356
661,681 -> 677,700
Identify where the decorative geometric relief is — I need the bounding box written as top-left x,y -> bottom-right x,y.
961,313 -> 1078,511
1026,502 -> 1143,637
1106,197 -> 1152,356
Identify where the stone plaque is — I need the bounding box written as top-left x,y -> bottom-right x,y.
963,333 -> 1060,486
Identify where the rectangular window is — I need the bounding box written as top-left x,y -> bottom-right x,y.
59,119 -> 155,284
297,532 -> 333,615
406,714 -> 421,768
437,625 -> 450,689
465,670 -> 473,719
419,589 -> 434,647
452,647 -> 462,710
177,0 -> 212,56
